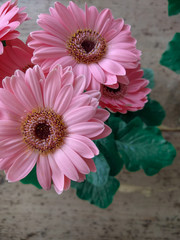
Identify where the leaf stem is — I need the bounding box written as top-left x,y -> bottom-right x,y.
158,125 -> 180,132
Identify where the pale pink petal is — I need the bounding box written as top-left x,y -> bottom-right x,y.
53,148 -> 79,181
73,64 -> 91,89
54,2 -> 78,32
68,1 -> 86,28
50,56 -> 76,70
62,144 -> 90,174
37,155 -> 52,190
10,75 -> 37,111
89,64 -> 105,84
95,9 -> 111,33
0,88 -> 25,115
0,120 -> 20,136
106,48 -> 139,62
99,58 -> 126,76
54,85 -> 73,115
68,94 -> 91,110
65,136 -> 95,158
85,5 -> 98,29
48,154 -> 65,193
43,67 -> 62,108
6,151 -> 38,182
69,134 -> 99,156
68,122 -> 104,138
73,75 -> 86,96
104,72 -> 118,86
25,68 -> 43,107
64,106 -> 96,126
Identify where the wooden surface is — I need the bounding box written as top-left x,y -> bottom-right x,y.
0,0 -> 180,239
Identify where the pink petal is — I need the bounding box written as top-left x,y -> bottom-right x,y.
65,136 -> 95,158
89,64 -> 105,84
92,124 -> 112,140
68,121 -> 104,138
64,176 -> 71,191
84,158 -> 96,172
53,148 -> 79,181
43,67 -> 62,108
34,47 -> 67,59
73,64 -> 91,89
68,94 -> 91,111
62,144 -> 90,174
54,84 -> 73,115
0,120 -> 20,137
6,151 -> 38,182
95,9 -> 111,33
106,48 -> 139,62
36,155 -> 52,190
50,56 -> 76,70
0,88 -> 25,115
104,72 -> 118,86
54,2 -> 78,32
73,75 -> 86,96
99,58 -> 126,75
10,75 -> 37,111
64,106 -> 96,126
25,68 -> 43,107
68,1 -> 86,28
48,154 -> 65,193
85,5 -> 98,29
94,108 -> 110,122
61,70 -> 74,87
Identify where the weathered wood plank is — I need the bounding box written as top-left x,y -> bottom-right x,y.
0,0 -> 180,239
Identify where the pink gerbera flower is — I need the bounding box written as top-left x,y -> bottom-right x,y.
29,1 -> 141,90
0,65 -> 111,194
0,38 -> 33,86
0,0 -> 29,54
99,65 -> 151,113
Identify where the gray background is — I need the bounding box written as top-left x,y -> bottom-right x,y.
0,0 -> 180,239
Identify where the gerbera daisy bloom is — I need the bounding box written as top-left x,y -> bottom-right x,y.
99,65 -> 151,113
29,1 -> 141,90
0,65 -> 111,194
0,0 -> 29,54
0,38 -> 33,86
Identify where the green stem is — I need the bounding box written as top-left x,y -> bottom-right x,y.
158,125 -> 180,132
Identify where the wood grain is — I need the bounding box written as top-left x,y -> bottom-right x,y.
0,0 -> 180,239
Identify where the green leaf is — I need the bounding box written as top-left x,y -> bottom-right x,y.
95,133 -> 124,176
115,98 -> 166,126
115,117 -> 176,175
86,152 -> 110,186
160,33 -> 180,74
71,176 -> 120,208
20,165 -> 42,189
168,0 -> 180,16
143,68 -> 155,89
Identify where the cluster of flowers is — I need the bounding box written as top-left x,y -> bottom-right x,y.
0,1 -> 150,194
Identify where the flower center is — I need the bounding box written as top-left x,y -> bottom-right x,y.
81,39 -> 95,53
102,83 -> 127,99
66,29 -> 107,64
21,108 -> 67,154
35,122 -> 50,140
